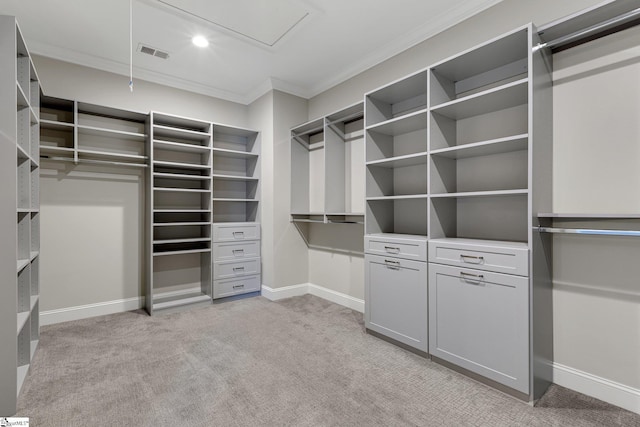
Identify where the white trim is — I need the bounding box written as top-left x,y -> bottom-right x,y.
261,283 -> 309,301
307,284 -> 365,313
553,363 -> 640,415
261,283 -> 365,313
41,296 -> 143,326
40,287 -> 205,325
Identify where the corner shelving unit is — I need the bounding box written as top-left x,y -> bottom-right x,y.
148,112 -> 213,313
290,102 -> 365,226
0,15 -> 41,416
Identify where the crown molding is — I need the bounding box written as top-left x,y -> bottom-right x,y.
305,0 -> 504,98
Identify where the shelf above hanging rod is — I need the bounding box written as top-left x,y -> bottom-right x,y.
535,226 -> 640,237
41,156 -> 148,168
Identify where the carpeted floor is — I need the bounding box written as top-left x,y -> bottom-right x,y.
17,294 -> 640,426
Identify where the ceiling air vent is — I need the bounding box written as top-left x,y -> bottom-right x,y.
137,43 -> 170,60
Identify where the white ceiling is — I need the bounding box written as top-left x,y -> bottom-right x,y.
1,0 -> 504,104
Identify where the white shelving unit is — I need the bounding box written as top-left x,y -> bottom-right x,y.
290,102 -> 365,225
40,96 -> 148,168
363,24 -> 553,401
148,112 -> 213,313
365,71 -> 429,237
0,15 -> 41,416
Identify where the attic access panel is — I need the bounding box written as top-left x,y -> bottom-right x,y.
157,0 -> 311,48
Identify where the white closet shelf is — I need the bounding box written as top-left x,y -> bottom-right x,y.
212,198 -> 259,202
154,209 -> 210,213
430,189 -> 528,198
153,172 -> 210,181
78,125 -> 146,141
153,237 -> 211,244
537,213 -> 640,218
16,144 -> 29,160
153,124 -> 211,142
211,174 -> 258,182
366,152 -> 428,168
431,78 -> 528,120
292,218 -> 325,223
153,160 -> 211,170
365,109 -> 428,136
30,295 -> 38,310
16,81 -> 28,108
17,312 -> 29,334
30,251 -> 38,261
153,222 -> 211,227
153,248 -> 211,257
29,107 -> 39,124
153,187 -> 211,193
366,194 -> 428,201
30,156 -> 39,168
326,212 -> 365,216
40,146 -> 74,153
17,365 -> 29,394
17,208 -> 30,214
39,119 -> 74,130
367,69 -> 428,106
211,147 -> 259,159
153,139 -> 210,153
77,149 -> 148,161
152,293 -> 211,310
430,134 -> 528,159
17,259 -> 29,273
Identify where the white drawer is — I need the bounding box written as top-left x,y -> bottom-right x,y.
428,238 -> 528,276
213,257 -> 261,280
213,240 -> 260,262
213,274 -> 261,299
364,234 -> 428,261
213,223 -> 260,242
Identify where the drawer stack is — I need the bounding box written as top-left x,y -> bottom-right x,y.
364,234 -> 428,353
212,222 -> 261,299
428,238 -> 529,394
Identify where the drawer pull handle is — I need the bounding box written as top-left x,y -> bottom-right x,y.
233,231 -> 245,238
232,249 -> 245,254
233,267 -> 245,271
384,246 -> 400,253
384,259 -> 400,265
384,259 -> 401,269
460,254 -> 484,263
460,271 -> 484,283
233,284 -> 245,289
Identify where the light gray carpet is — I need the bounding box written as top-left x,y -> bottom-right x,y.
17,295 -> 640,426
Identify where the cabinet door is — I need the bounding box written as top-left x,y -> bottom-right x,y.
365,254 -> 428,352
429,263 -> 529,394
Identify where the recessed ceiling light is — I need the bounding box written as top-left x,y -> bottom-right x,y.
192,35 -> 209,48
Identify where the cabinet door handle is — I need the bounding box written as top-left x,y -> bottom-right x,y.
460,254 -> 484,263
233,284 -> 245,289
384,246 -> 400,253
460,271 -> 484,283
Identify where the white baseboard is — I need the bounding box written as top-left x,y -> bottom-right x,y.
41,287 -> 204,326
41,296 -> 143,326
307,284 -> 364,313
553,363 -> 640,415
261,283 -> 364,313
261,283 -> 310,301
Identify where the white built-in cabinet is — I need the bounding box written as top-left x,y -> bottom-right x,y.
0,15 -> 41,416
364,24 -> 552,400
291,102 -> 365,225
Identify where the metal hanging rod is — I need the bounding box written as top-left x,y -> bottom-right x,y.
42,156 -> 148,168
539,7 -> 640,50
535,226 -> 640,237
